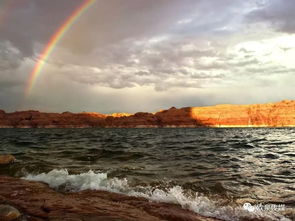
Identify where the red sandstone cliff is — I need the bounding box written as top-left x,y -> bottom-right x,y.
0,100 -> 294,128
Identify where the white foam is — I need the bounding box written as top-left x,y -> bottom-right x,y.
25,169 -> 129,193
24,169 -> 291,221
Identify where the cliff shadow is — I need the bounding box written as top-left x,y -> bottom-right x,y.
154,107 -> 211,127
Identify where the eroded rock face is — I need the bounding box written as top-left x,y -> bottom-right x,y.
0,176 -> 217,221
0,111 -> 106,128
0,100 -> 295,128
0,155 -> 15,165
190,100 -> 295,127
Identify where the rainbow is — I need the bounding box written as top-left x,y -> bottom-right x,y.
25,0 -> 96,96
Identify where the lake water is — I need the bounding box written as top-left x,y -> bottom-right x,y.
0,128 -> 294,221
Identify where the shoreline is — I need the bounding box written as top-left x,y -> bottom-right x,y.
0,175 -> 219,221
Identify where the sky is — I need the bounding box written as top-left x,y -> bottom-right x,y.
0,0 -> 295,113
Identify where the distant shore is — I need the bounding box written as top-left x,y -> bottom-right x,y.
0,100 -> 295,128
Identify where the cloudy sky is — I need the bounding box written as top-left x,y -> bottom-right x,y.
0,0 -> 295,113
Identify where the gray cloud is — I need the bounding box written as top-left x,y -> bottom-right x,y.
0,0 -> 248,57
0,0 -> 83,56
53,36 -> 227,91
248,0 -> 295,33
0,41 -> 22,70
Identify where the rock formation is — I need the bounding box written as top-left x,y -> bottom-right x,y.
0,155 -> 15,165
0,204 -> 21,221
0,111 -> 105,128
0,100 -> 294,128
0,176 -> 218,221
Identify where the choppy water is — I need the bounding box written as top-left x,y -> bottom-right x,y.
0,128 -> 294,220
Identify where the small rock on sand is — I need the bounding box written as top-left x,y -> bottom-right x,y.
0,155 -> 15,165
0,204 -> 21,221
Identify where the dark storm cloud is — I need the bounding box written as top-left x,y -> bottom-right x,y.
59,0 -> 205,54
248,0 -> 295,33
0,0 -> 244,58
62,0 -> 249,54
0,0 -> 204,57
0,0 -> 82,56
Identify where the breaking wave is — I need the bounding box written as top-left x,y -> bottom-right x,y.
24,169 -> 290,221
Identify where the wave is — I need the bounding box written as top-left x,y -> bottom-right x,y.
24,169 -> 290,221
